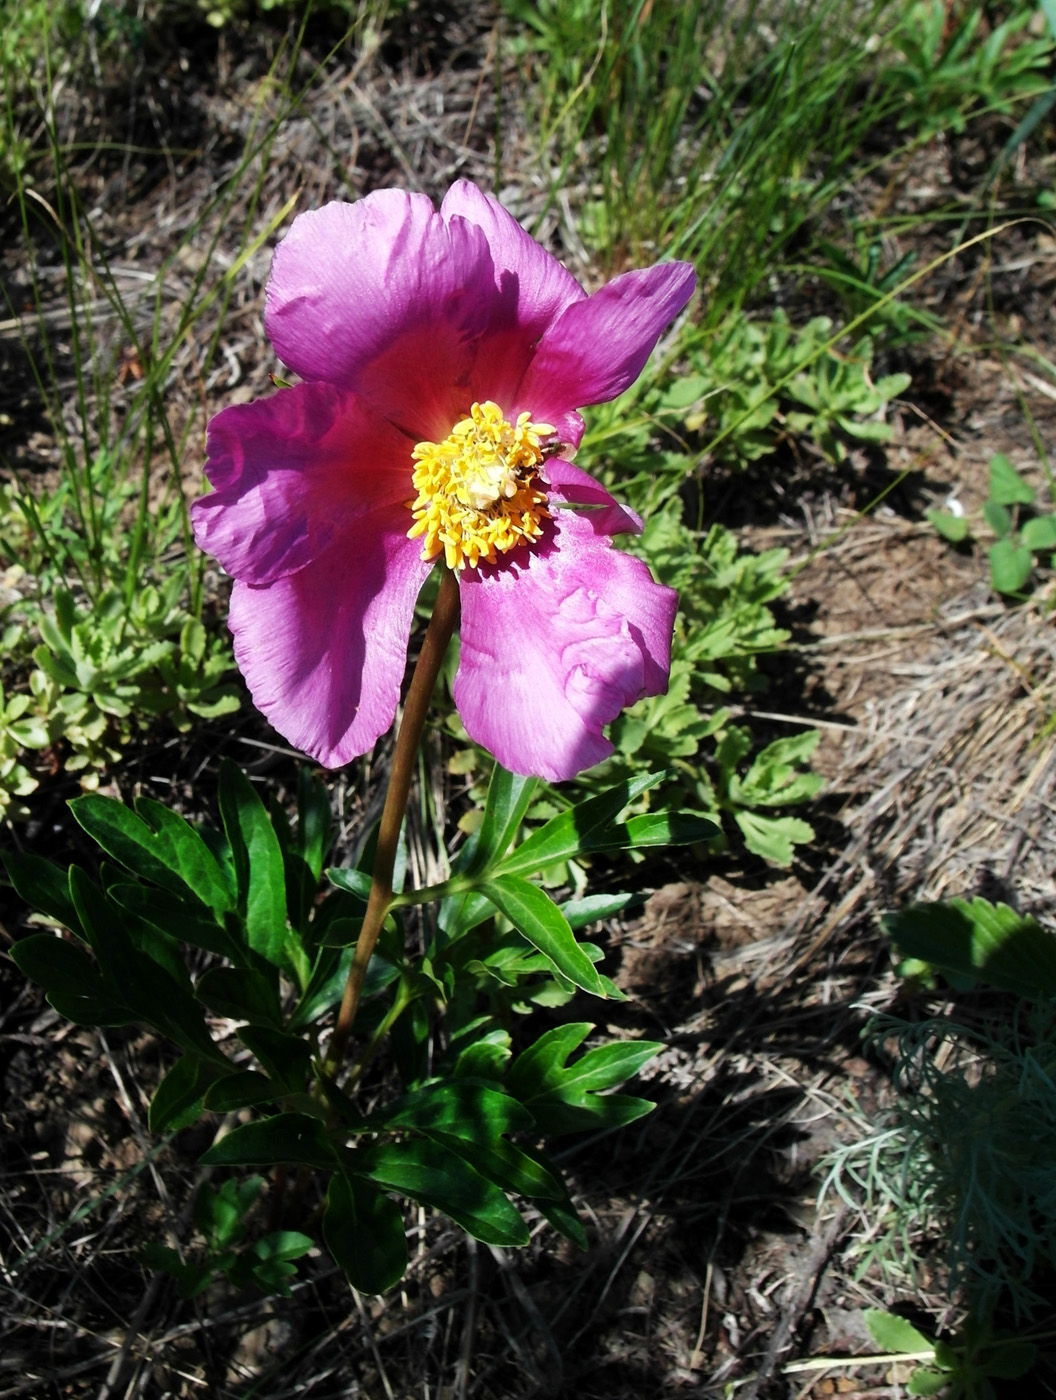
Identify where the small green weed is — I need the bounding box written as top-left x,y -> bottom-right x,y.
143,1178 -> 313,1299
659,314 -> 912,470
928,453 -> 1056,598
861,1310 -> 1037,1399
888,0 -> 1054,139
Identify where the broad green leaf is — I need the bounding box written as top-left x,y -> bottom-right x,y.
863,1308 -> 934,1355
621,811 -> 719,847
536,1192 -> 588,1250
351,1138 -> 529,1247
989,538 -> 1033,595
989,453 -> 1034,505
480,876 -> 607,996
368,1079 -> 533,1140
195,966 -> 282,1028
253,1230 -> 314,1264
199,1113 -> 338,1170
438,888 -> 495,940
3,852 -> 83,937
452,1026 -> 512,1080
11,931 -> 103,999
927,508 -> 970,543
983,499 -> 1013,539
108,883 -> 240,961
318,917 -> 365,948
70,795 -> 230,913
884,898 -> 1056,1001
324,867 -> 372,903
203,1071 -> 280,1112
237,1230 -> 313,1297
323,1173 -> 407,1295
218,760 -> 288,967
1022,513 -> 1056,551
907,1371 -> 950,1396
237,1024 -> 313,1092
506,1023 -> 661,1136
427,1131 -> 564,1200
288,945 -> 352,1030
296,767 -> 331,882
113,902 -> 194,996
10,932 -> 129,1025
493,774 -> 664,878
195,1176 -> 265,1247
464,764 -> 538,875
132,796 -> 235,915
279,768 -> 332,934
560,892 -> 640,929
70,869 -> 227,1065
150,1056 -> 225,1133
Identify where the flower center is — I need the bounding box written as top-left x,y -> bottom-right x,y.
407,401 -> 554,571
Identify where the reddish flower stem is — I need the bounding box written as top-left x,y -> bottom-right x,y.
323,567 -> 460,1082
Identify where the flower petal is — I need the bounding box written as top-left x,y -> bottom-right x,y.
440,182 -> 587,418
227,517 -> 432,768
517,261 -> 697,425
192,382 -> 414,586
265,192 -> 496,439
455,513 -> 677,780
441,181 -> 584,337
544,458 -> 643,537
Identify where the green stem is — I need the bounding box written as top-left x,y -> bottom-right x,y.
322,567 -> 460,1082
345,979 -> 414,1091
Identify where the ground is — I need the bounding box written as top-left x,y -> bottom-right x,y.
2,7 -> 1055,1398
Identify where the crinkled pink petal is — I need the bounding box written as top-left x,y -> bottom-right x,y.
440,181 -> 586,411
441,181 -> 584,332
517,261 -> 697,427
227,515 -> 432,768
265,192 -> 496,440
192,382 -> 414,586
455,511 -> 677,780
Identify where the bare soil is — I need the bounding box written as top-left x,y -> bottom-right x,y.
2,9 -> 1056,1399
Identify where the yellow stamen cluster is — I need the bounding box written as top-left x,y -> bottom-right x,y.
407,401 -> 554,571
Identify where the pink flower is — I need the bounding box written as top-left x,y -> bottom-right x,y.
192,182 -> 695,782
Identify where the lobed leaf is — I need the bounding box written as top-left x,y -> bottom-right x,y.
323,1173 -> 407,1295
492,774 -> 664,877
200,1113 -> 339,1170
479,876 -> 607,996
506,1023 -> 661,1136
885,898 -> 1056,1002
350,1138 -> 529,1247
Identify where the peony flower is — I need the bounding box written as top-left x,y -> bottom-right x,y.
192,181 -> 695,782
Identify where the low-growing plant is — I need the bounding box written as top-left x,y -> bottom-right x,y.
813,233 -> 929,344
0,478 -> 240,812
659,313 -> 912,470
823,896 -> 1056,1326
859,1309 -> 1037,1399
7,760 -> 714,1293
887,0 -> 1054,139
928,453 -> 1056,598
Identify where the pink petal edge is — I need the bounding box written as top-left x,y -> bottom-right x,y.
455,512 -> 677,781
228,516 -> 432,768
517,260 -> 697,425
